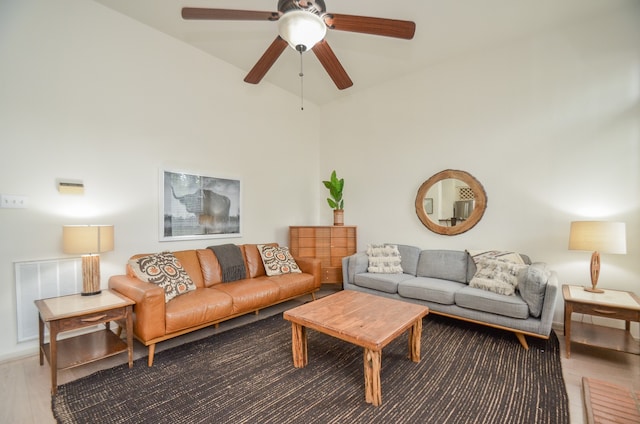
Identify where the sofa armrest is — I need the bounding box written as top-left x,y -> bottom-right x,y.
108,275 -> 166,342
537,271 -> 559,336
294,257 -> 322,289
342,252 -> 369,284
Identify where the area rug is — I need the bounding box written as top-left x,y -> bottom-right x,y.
52,314 -> 569,424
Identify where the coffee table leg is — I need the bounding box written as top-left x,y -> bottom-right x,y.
364,348 -> 382,406
408,318 -> 422,363
291,323 -> 307,368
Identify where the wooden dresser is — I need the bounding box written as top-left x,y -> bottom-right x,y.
289,226 -> 357,285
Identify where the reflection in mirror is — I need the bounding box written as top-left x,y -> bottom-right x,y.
415,170 -> 487,236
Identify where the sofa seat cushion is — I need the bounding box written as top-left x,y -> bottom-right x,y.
454,286 -> 529,319
354,272 -> 415,294
213,277 -> 281,314
268,272 -> 316,299
165,288 -> 234,334
398,277 -> 465,304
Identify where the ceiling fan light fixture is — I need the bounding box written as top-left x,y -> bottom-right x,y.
278,10 -> 327,51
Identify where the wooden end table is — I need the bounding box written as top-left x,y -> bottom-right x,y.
283,290 -> 429,406
562,284 -> 640,358
35,289 -> 135,394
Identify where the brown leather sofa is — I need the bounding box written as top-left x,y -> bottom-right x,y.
108,243 -> 321,366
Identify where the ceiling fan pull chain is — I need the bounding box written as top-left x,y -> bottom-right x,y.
297,45 -> 305,110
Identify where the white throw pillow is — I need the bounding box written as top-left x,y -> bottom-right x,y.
469,258 -> 528,296
366,244 -> 403,274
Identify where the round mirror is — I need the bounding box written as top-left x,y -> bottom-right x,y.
415,169 -> 487,236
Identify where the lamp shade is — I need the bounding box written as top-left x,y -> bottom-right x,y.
63,225 -> 114,255
568,221 -> 626,254
278,10 -> 327,51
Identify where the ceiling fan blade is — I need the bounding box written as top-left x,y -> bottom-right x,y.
182,8 -> 279,21
325,14 -> 416,40
312,40 -> 353,90
244,37 -> 288,84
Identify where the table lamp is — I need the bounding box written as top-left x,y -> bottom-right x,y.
568,221 -> 626,293
63,225 -> 114,296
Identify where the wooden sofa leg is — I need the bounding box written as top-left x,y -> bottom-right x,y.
311,292 -> 317,301
148,344 -> 156,367
515,332 -> 529,350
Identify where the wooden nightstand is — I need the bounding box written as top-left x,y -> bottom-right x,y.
562,284 -> 640,358
35,289 -> 134,394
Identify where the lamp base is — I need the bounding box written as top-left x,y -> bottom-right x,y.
82,255 -> 102,296
584,286 -> 605,294
584,251 -> 604,293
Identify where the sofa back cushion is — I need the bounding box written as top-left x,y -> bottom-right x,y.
172,250 -> 205,288
417,250 -> 468,283
196,248 -> 223,287
396,244 -> 421,276
241,243 -> 278,278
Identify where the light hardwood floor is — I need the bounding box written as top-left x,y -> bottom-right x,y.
1,289 -> 638,424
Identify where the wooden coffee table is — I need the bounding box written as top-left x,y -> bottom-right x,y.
283,290 -> 429,406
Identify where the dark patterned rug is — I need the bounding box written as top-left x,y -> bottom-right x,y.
52,313 -> 569,424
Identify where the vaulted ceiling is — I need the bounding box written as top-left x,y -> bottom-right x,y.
93,0 -> 620,105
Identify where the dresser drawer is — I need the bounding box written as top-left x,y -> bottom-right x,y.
322,267 -> 343,283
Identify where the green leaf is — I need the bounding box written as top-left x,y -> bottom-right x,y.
323,170 -> 344,210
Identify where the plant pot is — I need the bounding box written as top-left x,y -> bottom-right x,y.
333,209 -> 344,226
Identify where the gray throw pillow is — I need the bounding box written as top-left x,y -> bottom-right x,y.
517,262 -> 550,317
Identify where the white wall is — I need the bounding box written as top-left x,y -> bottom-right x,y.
320,3 -> 640,332
0,0 -> 320,360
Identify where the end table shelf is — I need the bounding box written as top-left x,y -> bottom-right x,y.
569,321 -> 640,355
41,329 -> 129,370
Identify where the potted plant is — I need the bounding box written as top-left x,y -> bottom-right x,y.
323,170 -> 344,226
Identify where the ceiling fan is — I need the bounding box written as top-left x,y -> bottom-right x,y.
182,0 -> 416,90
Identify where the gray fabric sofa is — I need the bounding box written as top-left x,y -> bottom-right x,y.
342,244 -> 558,349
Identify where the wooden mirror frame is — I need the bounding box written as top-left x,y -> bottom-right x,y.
415,169 -> 487,236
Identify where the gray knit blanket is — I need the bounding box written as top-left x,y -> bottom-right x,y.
207,244 -> 247,282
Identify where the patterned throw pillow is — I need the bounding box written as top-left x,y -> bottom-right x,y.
366,244 -> 403,274
129,252 -> 196,302
469,258 -> 528,296
257,245 -> 302,276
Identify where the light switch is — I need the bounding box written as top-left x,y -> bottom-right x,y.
0,194 -> 28,209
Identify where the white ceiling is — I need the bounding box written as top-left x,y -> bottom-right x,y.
92,0 -> 620,105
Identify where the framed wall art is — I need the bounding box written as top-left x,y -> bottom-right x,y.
160,169 -> 241,241
424,198 -> 434,215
